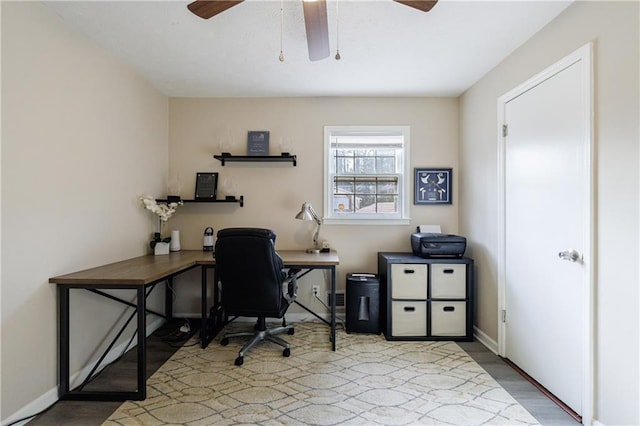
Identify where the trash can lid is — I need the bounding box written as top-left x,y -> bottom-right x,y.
347,273 -> 377,281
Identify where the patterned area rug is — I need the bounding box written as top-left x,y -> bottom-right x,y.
104,322 -> 539,425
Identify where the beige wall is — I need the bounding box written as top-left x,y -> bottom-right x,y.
459,1 -> 639,424
167,97 -> 460,314
1,2 -> 168,421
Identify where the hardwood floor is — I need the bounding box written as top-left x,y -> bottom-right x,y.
26,320 -> 192,426
458,340 -> 578,425
25,323 -> 578,425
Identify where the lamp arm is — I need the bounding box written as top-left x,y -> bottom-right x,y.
309,204 -> 322,225
309,205 -> 322,248
312,222 -> 321,249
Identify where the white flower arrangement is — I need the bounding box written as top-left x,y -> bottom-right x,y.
140,195 -> 183,248
140,195 -> 183,222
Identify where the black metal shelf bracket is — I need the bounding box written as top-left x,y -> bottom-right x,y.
155,196 -> 244,207
213,153 -> 297,166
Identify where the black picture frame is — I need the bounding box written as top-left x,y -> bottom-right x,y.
414,168 -> 452,205
195,172 -> 218,200
247,131 -> 270,156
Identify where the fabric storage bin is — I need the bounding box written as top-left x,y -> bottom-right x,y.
390,264 -> 427,299
430,301 -> 467,336
391,301 -> 427,336
430,264 -> 466,299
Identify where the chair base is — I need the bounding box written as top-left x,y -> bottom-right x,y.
221,317 -> 294,365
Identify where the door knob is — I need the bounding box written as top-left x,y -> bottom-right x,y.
558,249 -> 582,263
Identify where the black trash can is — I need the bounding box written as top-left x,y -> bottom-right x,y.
346,273 -> 380,334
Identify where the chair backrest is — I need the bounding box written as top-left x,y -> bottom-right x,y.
215,228 -> 288,318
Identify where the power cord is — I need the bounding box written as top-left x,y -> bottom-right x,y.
161,319 -> 196,346
313,291 -> 346,329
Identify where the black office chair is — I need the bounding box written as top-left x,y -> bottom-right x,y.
215,228 -> 297,366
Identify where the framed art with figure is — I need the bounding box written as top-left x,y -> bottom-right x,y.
414,168 -> 452,205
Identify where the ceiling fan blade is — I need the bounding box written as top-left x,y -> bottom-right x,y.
302,0 -> 330,61
394,0 -> 438,13
187,0 -> 244,19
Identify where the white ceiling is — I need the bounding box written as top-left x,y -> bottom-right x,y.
43,0 -> 572,98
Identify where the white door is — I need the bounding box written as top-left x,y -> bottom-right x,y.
499,45 -> 593,419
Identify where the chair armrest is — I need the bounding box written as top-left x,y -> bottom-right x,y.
283,269 -> 300,304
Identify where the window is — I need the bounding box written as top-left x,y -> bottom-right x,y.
323,126 -> 410,224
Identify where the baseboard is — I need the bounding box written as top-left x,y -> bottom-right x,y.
1,386 -> 59,426
1,316 -> 165,426
473,326 -> 499,355
223,313 -> 338,323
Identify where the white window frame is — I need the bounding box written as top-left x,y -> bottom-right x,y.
323,125 -> 411,225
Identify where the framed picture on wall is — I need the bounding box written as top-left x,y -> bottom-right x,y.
414,168 -> 452,205
195,172 -> 218,200
247,131 -> 270,156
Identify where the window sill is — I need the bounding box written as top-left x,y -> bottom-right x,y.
323,218 -> 411,226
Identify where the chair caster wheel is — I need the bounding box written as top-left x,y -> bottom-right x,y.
221,337 -> 229,346
288,328 -> 295,335
234,356 -> 244,366
283,348 -> 291,357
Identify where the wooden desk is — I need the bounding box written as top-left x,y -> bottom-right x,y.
49,249 -> 339,401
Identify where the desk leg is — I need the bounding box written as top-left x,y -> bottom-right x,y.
201,266 -> 208,348
165,277 -> 173,322
331,266 -> 336,351
137,287 -> 147,400
59,287 -> 70,398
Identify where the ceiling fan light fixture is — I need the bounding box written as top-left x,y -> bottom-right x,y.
334,0 -> 341,60
279,0 -> 285,62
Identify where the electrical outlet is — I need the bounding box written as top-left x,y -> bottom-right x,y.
312,285 -> 320,296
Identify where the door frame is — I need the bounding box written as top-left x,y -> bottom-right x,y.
496,43 -> 594,423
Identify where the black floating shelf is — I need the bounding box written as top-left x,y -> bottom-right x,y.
213,153 -> 297,166
156,196 -> 244,207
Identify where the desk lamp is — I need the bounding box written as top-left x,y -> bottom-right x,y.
295,202 -> 322,253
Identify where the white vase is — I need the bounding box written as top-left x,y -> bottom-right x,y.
154,242 -> 170,255
170,230 -> 181,251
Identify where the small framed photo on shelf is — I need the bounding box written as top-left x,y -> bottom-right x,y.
414,168 -> 452,205
247,131 -> 270,156
195,172 -> 218,200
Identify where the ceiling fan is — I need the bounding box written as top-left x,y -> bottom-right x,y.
187,0 -> 438,61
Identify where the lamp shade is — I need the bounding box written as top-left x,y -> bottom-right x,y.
295,202 -> 320,224
295,203 -> 315,221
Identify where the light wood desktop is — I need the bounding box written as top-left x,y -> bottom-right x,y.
49,249 -> 339,401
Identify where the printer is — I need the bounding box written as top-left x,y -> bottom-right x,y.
411,232 -> 467,258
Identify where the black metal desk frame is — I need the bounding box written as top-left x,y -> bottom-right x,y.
53,250 -> 338,402
57,266 -> 198,401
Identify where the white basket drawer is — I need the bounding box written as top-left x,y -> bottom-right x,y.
391,264 -> 427,299
391,301 -> 427,337
430,264 -> 467,299
431,301 -> 467,336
